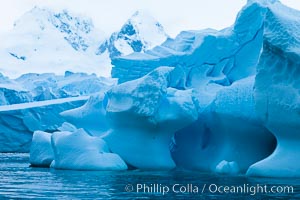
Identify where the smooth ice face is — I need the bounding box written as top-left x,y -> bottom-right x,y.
51,127 -> 127,171
104,67 -> 198,169
61,93 -> 109,136
248,1 -> 300,177
29,131 -> 54,167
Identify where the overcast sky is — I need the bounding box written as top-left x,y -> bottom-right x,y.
0,0 -> 299,37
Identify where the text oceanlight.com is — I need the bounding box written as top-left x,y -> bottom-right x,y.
124,183 -> 294,196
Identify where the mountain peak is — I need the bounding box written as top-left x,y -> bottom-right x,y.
247,0 -> 279,4
130,9 -> 156,20
128,9 -> 165,32
245,0 -> 281,9
97,10 -> 168,58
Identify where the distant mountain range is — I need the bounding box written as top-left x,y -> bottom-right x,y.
0,7 -> 168,78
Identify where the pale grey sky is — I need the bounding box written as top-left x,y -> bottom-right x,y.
0,0 -> 299,37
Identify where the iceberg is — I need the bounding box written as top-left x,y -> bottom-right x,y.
108,0 -> 297,176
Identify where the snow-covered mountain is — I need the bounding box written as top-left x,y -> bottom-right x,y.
96,10 -> 168,58
0,8 -> 168,78
0,7 -> 111,78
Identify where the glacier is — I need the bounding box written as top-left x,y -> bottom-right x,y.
2,0 -> 300,176
0,72 -> 115,106
0,97 -> 87,152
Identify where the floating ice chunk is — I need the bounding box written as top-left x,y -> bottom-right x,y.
215,160 -> 240,175
29,131 -> 54,167
50,128 -> 127,171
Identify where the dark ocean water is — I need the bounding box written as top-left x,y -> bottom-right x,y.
0,153 -> 299,200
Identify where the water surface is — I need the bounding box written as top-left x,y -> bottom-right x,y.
0,153 -> 299,199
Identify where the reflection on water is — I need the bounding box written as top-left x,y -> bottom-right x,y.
0,153 -> 299,199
